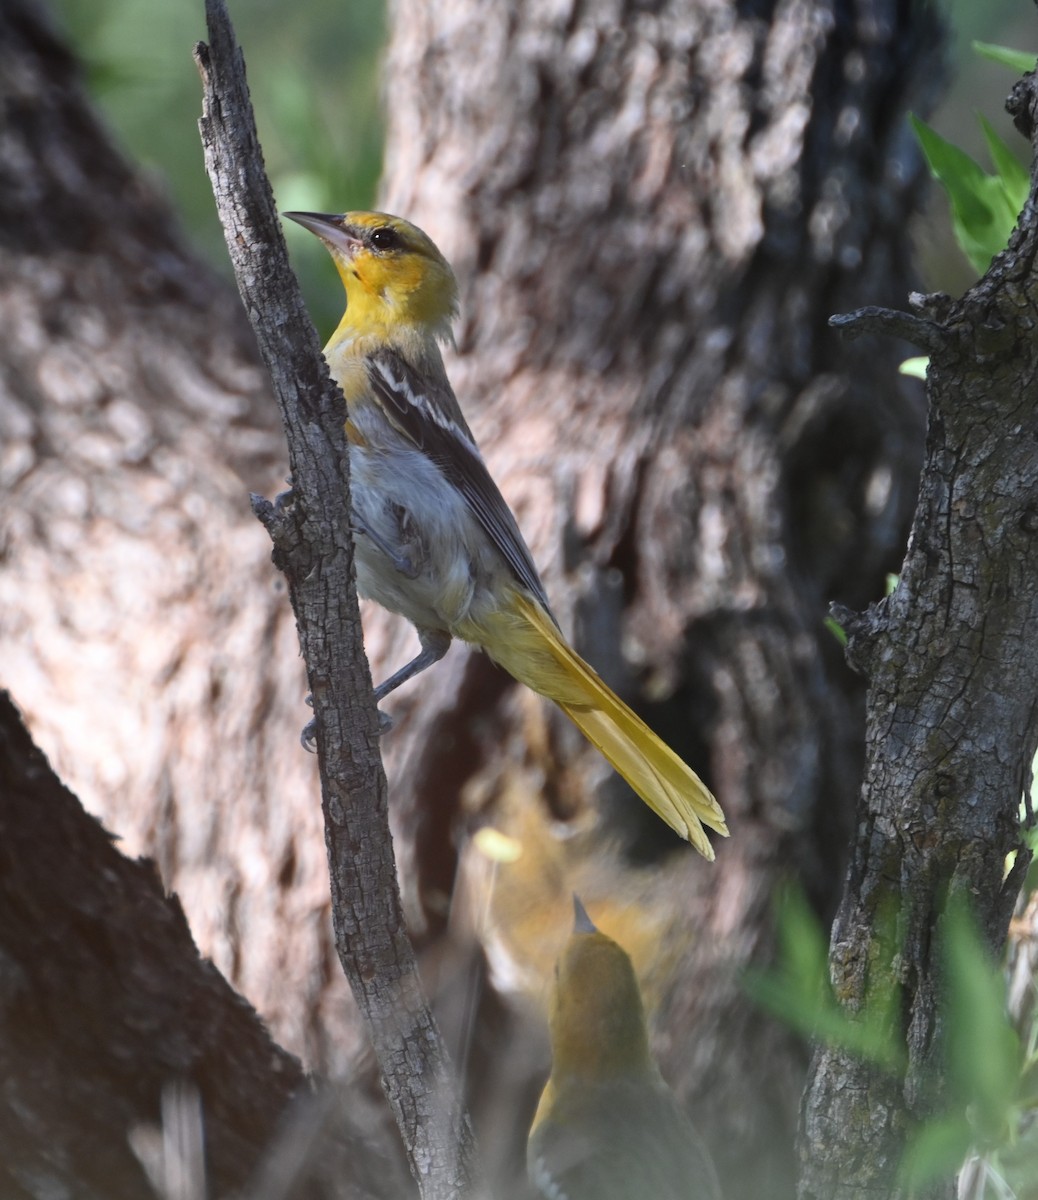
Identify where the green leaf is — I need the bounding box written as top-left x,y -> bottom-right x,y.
978,114 -> 1030,218
973,41 -> 1038,75
900,1115 -> 974,1189
899,356 -> 929,379
824,615 -> 847,646
909,114 -> 1017,275
745,885 -> 903,1071
943,897 -> 1020,1143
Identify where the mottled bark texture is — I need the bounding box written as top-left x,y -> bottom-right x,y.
0,691 -> 407,1200
0,0 -> 362,1072
797,72 -> 1038,1198
196,3 -> 478,1194
373,0 -> 936,1194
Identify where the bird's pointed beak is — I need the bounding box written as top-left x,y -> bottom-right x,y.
572,894 -> 597,935
283,211 -> 361,258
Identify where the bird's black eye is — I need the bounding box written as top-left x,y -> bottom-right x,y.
369,226 -> 401,251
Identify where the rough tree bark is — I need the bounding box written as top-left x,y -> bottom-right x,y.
797,69 -> 1038,1198
0,0 -> 365,1072
372,0 -> 937,1194
0,690 -> 409,1200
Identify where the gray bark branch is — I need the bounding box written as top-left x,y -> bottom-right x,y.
798,67 -> 1038,1200
194,2 -> 478,1195
828,307 -> 948,355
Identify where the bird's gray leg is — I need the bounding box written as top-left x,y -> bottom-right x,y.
374,626 -> 452,704
300,627 -> 452,750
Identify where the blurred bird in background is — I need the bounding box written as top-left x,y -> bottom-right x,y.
284,209 -> 728,858
527,896 -> 722,1200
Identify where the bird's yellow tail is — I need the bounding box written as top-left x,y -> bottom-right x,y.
474,593 -> 728,859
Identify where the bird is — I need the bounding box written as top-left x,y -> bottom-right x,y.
283,209 -> 728,859
527,896 -> 722,1200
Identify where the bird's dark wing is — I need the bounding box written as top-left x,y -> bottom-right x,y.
367,348 -> 552,612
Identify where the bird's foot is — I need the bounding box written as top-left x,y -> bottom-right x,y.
300,717 -> 317,753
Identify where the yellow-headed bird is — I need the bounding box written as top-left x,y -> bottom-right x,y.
285,210 -> 727,858
528,897 -> 722,1199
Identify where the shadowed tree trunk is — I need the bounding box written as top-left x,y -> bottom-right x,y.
370,0 -> 937,1194
798,69 -> 1038,1199
0,690 -> 409,1200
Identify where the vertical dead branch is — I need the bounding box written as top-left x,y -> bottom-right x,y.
193,2 -> 478,1195
798,68 -> 1038,1200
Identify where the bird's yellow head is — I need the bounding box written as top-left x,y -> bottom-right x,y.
548,898 -> 653,1080
284,210 -> 458,344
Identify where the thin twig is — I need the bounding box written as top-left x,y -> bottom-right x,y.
828,305 -> 948,353
193,2 -> 479,1195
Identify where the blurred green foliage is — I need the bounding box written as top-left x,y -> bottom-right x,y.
900,894 -> 1038,1197
910,100 -> 1029,276
906,0 -> 1028,295
752,882 -> 1038,1198
900,357 -> 929,380
47,0 -> 1030,330
973,41 -> 1038,75
746,884 -> 905,1071
50,0 -> 387,337
901,39 -> 1031,379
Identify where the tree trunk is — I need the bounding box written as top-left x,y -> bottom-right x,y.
372,0 -> 938,1193
0,690 -> 408,1200
798,72 -> 1038,1198
0,0 -> 365,1073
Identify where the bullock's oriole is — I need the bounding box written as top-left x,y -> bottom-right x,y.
284,210 -> 727,858
527,896 -> 722,1199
